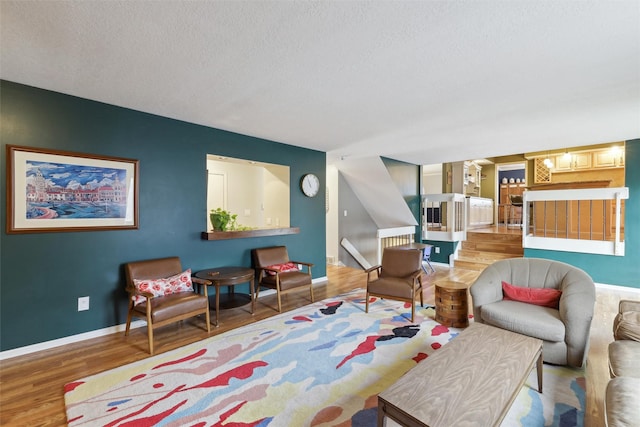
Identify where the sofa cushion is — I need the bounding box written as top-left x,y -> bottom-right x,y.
132,269 -> 194,305
502,281 -> 562,309
605,377 -> 640,427
608,340 -> 640,378
613,311 -> 640,342
481,300 -> 565,342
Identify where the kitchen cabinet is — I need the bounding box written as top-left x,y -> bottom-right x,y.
593,149 -> 625,169
463,161 -> 482,196
551,148 -> 624,173
553,152 -> 591,171
467,197 -> 494,227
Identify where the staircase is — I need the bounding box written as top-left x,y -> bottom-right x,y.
454,230 -> 524,271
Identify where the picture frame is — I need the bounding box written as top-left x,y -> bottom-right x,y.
6,145 -> 139,233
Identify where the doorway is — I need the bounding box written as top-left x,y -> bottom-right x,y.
496,163 -> 526,226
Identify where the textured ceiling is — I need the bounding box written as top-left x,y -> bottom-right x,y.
1,1 -> 639,165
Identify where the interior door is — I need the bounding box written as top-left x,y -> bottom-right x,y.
207,171 -> 227,229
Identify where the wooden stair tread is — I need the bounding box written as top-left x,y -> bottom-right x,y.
455,229 -> 524,271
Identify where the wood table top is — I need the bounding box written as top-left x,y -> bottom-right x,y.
378,323 -> 542,427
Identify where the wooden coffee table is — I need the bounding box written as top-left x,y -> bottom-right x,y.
377,323 -> 543,427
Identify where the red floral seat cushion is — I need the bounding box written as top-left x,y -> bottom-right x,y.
265,262 -> 299,275
132,269 -> 194,305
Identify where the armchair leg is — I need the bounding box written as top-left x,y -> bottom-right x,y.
309,283 -> 315,303
125,308 -> 133,336
147,310 -> 154,355
365,292 -> 370,313
205,309 -> 211,333
276,291 -> 282,312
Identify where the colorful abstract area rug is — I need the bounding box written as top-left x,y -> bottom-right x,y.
64,290 -> 585,426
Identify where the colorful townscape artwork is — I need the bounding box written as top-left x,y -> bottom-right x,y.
26,160 -> 128,220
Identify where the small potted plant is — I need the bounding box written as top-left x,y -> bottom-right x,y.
209,208 -> 232,231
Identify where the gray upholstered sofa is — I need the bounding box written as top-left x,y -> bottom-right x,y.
470,258 -> 595,368
605,299 -> 640,427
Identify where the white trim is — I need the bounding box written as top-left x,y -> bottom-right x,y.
595,282 -> 640,294
524,187 -> 629,201
0,276 -> 329,361
376,226 -> 416,239
312,276 -> 328,285
0,320 -> 146,361
524,236 -> 624,256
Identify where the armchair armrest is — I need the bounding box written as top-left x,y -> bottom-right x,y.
191,277 -> 210,297
365,265 -> 381,274
619,300 -> 640,314
365,265 -> 381,282
408,270 -> 422,282
262,267 -> 280,275
469,267 -> 504,306
290,260 -> 313,275
192,277 -> 212,286
558,270 -> 595,366
469,266 -> 505,324
290,260 -> 314,267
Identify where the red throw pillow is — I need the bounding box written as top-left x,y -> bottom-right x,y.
265,262 -> 299,275
501,281 -> 562,309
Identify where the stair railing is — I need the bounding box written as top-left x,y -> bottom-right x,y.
522,187 -> 628,256
421,193 -> 467,242
376,226 -> 416,265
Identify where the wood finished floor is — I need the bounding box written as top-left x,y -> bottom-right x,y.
0,263 -> 637,426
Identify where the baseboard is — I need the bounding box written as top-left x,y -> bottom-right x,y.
0,276 -> 329,361
0,320 -> 148,361
429,261 -> 451,269
595,282 -> 640,294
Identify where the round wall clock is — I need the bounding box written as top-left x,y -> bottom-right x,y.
300,173 -> 320,197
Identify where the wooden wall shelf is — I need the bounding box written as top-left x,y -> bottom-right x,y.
201,227 -> 300,241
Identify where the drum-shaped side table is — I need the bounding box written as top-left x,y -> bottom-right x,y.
435,280 -> 470,328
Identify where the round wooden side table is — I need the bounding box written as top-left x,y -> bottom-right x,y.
435,280 -> 470,328
194,267 -> 255,327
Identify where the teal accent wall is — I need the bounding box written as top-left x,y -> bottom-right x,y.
524,139 -> 639,288
0,80 -> 327,351
422,240 -> 457,264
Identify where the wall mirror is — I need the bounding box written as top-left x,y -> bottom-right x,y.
206,155 -> 290,230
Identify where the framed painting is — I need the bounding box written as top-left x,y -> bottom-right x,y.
6,145 -> 139,233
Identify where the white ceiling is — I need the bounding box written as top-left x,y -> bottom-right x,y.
1,1 -> 639,166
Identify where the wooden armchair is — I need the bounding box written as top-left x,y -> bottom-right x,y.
251,246 -> 314,312
124,256 -> 211,354
365,247 -> 424,322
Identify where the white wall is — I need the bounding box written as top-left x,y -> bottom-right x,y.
206,158 -> 289,229
263,165 -> 290,227
326,164 -> 340,264
423,163 -> 443,194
